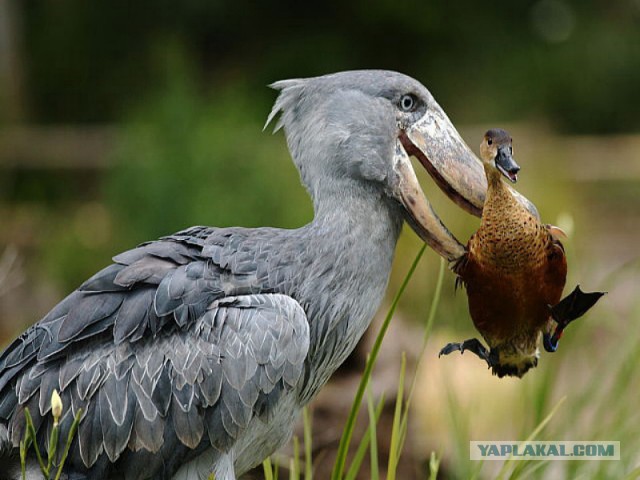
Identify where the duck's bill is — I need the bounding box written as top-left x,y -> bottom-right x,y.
394,99 -> 538,262
495,146 -> 520,183
497,164 -> 519,183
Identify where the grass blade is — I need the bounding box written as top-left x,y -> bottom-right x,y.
366,387 -> 379,480
624,465 -> 640,480
291,436 -> 300,480
428,451 -> 440,480
289,458 -> 296,480
396,257 -> 446,470
54,408 -> 82,480
19,438 -> 27,480
386,353 -> 407,480
302,407 -> 313,480
345,395 -> 385,480
263,457 -> 274,480
495,396 -> 566,480
331,245 -> 426,480
23,408 -> 47,477
422,257 -> 446,343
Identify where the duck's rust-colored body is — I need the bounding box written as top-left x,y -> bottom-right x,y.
440,129 -> 603,378
454,149 -> 567,376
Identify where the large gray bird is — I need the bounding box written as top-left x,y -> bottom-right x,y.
0,71 -> 534,479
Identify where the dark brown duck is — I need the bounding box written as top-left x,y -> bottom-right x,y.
440,128 -> 604,378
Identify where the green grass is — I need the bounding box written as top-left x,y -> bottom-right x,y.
20,392 -> 82,480
264,252 -> 640,480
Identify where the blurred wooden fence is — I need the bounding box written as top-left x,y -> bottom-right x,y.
0,126 -> 115,250
562,134 -> 640,182
1,125 -> 639,175
0,126 -> 116,169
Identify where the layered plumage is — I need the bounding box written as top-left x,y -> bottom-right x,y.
0,227 -> 314,478
0,71 -> 495,479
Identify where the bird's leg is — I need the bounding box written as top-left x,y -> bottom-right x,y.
543,285 -> 605,353
439,338 -> 493,368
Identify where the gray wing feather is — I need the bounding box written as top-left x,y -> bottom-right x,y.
0,226 -> 310,478
2,292 -> 309,471
114,257 -> 175,288
79,394 -> 104,467
129,407 -> 164,452
171,395 -> 203,449
113,288 -> 155,344
59,294 -> 124,343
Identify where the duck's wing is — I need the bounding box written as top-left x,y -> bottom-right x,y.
542,225 -> 568,307
0,226 -> 309,477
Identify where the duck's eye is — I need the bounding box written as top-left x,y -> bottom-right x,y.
487,138 -> 493,145
399,94 -> 417,112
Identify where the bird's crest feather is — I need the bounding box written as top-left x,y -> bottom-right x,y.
264,79 -> 305,133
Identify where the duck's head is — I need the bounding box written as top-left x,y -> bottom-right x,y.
480,128 -> 520,183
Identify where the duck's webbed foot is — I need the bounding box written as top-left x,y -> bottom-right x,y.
544,285 -> 606,353
439,338 -> 493,368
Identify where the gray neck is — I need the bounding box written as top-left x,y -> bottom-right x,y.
293,179 -> 404,401
312,178 -> 403,235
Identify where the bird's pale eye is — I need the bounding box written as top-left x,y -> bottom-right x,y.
399,94 -> 417,112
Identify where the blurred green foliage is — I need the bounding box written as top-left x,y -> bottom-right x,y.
37,46 -> 314,290
106,46 -> 312,247
16,0 -> 640,133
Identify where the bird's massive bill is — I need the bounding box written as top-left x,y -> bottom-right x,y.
393,101 -> 538,262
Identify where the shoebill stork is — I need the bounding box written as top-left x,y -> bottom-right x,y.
0,70 -> 535,479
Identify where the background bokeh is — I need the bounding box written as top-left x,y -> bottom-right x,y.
1,1 -> 639,478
